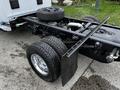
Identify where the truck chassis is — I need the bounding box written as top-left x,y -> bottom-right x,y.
9,8 -> 120,85
20,15 -> 120,85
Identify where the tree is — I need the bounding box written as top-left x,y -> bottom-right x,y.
58,0 -> 64,5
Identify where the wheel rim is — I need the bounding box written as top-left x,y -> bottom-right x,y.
31,54 -> 49,76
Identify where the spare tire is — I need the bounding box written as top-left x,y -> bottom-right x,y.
36,7 -> 64,21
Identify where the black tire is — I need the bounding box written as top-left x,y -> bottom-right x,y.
82,16 -> 100,23
26,42 -> 60,82
42,36 -> 68,58
36,7 -> 64,21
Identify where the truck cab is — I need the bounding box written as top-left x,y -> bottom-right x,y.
0,0 -> 51,31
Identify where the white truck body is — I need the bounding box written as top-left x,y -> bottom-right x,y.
0,0 -> 51,31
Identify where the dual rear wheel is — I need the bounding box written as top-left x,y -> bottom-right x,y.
27,7 -> 101,82
26,36 -> 67,82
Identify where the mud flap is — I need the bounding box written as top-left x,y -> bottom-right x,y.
61,50 -> 79,86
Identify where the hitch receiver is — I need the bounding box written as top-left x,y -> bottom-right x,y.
61,16 -> 110,86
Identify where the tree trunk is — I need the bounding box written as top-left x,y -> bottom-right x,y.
58,0 -> 64,5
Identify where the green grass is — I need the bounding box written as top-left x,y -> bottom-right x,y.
61,0 -> 120,26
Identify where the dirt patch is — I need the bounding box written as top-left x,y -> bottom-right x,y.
24,67 -> 31,72
2,48 -> 6,51
71,75 -> 119,90
18,52 -> 26,58
10,52 -> 26,59
15,49 -> 22,52
10,47 -> 27,59
15,41 -> 30,50
0,65 -> 17,77
0,64 -> 39,90
10,54 -> 18,59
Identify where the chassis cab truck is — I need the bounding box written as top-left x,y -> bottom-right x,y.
0,0 -> 120,87
0,0 -> 51,31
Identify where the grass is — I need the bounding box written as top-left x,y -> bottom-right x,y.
60,0 -> 120,26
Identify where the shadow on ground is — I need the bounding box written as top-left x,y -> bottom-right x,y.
71,75 -> 119,90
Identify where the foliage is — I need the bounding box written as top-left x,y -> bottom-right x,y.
61,0 -> 120,26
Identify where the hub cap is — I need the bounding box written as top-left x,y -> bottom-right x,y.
31,54 -> 49,76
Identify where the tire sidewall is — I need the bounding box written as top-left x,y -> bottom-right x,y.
27,46 -> 57,82
42,36 -> 68,58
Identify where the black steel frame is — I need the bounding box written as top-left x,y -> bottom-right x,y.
23,16 -> 120,47
19,15 -> 120,85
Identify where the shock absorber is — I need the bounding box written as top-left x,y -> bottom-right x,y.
106,48 -> 119,63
